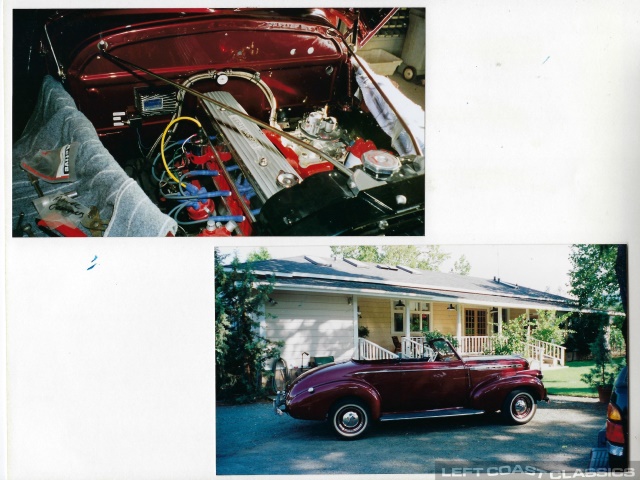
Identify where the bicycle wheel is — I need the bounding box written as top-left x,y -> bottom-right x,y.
272,358 -> 288,393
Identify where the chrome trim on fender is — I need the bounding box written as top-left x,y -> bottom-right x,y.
390,366 -> 466,373
468,364 -> 521,371
355,366 -> 467,375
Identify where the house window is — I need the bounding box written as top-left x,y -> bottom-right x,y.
409,301 -> 431,333
392,301 -> 405,333
465,309 -> 487,336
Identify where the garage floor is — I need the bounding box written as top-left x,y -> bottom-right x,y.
392,72 -> 425,109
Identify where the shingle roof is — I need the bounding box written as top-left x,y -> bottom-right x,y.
235,256 -> 578,311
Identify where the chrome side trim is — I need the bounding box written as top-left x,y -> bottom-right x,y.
390,366 -> 465,373
354,366 -> 466,375
380,408 -> 485,422
468,364 -> 521,371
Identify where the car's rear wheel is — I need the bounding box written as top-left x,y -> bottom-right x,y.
329,399 -> 370,439
501,389 -> 537,425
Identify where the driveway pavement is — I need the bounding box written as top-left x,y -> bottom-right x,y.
216,396 -> 606,475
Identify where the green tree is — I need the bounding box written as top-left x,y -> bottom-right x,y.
330,245 -> 381,263
215,249 -> 231,392
246,247 -> 271,263
564,312 -> 609,358
489,314 -> 531,356
567,244 -> 627,357
330,245 -> 450,271
451,255 -> 471,276
569,245 -> 621,312
580,329 -> 621,389
215,249 -> 282,403
414,246 -> 450,271
533,310 -> 573,345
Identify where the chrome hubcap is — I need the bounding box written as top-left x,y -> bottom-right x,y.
514,398 -> 529,415
342,411 -> 360,428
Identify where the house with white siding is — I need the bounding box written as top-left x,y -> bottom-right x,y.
231,255 -> 579,371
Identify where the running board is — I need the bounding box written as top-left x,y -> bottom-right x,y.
379,408 -> 485,422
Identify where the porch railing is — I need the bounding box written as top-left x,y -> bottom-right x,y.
401,337 -> 425,358
524,343 -> 544,369
460,335 -> 565,368
357,338 -> 398,361
528,338 -> 566,366
357,335 -> 565,366
460,336 -> 494,355
402,336 -> 425,346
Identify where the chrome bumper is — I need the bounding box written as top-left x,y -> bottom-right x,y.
607,441 -> 625,457
273,391 -> 286,416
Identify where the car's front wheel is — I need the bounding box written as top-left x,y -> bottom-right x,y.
329,399 -> 370,439
501,390 -> 537,425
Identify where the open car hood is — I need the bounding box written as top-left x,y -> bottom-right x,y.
320,8 -> 398,46
41,8 -> 396,64
14,8 -> 424,238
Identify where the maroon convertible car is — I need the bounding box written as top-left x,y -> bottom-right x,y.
274,338 -> 548,439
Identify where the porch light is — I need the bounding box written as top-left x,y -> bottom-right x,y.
447,304 -> 456,311
490,307 -> 498,313
395,300 -> 405,308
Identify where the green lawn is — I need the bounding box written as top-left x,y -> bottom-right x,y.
543,358 -> 625,397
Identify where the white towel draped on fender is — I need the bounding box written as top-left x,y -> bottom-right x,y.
352,56 -> 425,157
12,75 -> 177,237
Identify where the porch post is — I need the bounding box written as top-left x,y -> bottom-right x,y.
456,304 -> 462,353
497,307 -> 503,336
526,308 -> 531,339
353,296 -> 359,360
404,300 -> 410,339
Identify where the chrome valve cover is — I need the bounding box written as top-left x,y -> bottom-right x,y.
201,91 -> 299,201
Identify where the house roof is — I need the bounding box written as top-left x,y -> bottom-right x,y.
235,256 -> 580,311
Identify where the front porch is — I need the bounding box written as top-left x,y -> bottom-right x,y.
460,336 -> 566,367
356,336 -> 565,369
355,296 -> 566,368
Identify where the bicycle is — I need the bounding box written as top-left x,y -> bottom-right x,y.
271,357 -> 288,393
272,352 -> 312,393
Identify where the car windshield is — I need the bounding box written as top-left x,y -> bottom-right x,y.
429,339 -> 459,361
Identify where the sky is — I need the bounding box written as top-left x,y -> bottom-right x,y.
217,243 -> 575,297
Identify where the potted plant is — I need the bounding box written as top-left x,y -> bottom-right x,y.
358,325 -> 370,339
580,329 -> 619,403
422,329 -> 458,347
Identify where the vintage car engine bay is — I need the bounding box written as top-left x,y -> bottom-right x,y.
12,8 -> 425,237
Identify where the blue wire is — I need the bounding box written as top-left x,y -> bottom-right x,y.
176,215 -> 245,226
164,191 -> 232,201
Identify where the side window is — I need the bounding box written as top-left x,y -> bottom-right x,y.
409,301 -> 430,333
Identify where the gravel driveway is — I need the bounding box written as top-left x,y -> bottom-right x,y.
216,396 -> 606,476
